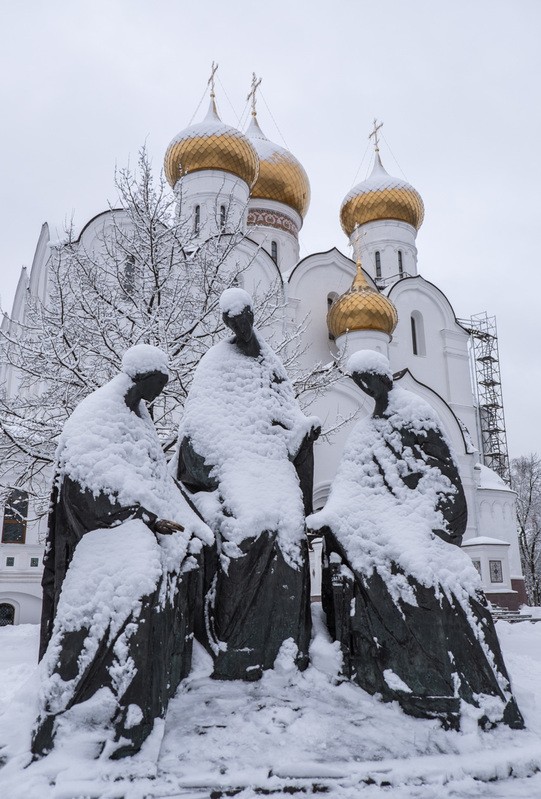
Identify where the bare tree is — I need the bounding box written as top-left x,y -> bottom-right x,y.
0,148 -> 338,513
510,454 -> 541,606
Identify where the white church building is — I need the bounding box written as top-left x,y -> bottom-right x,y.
0,84 -> 526,626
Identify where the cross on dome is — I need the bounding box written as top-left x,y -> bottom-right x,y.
163,63 -> 259,189
340,121 -> 424,235
369,118 -> 383,153
352,257 -> 370,290
246,72 -> 262,117
207,61 -> 219,99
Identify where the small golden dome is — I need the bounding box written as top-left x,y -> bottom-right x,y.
340,152 -> 424,236
246,115 -> 310,218
164,98 -> 259,189
327,263 -> 398,339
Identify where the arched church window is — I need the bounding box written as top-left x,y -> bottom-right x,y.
220,205 -> 226,229
271,241 -> 278,263
0,604 -> 15,626
1,489 -> 28,544
375,251 -> 381,279
194,205 -> 200,235
410,311 -> 426,357
124,254 -> 135,294
398,250 -> 404,277
327,292 -> 338,341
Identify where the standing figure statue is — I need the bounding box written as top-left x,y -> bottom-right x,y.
309,350 -> 523,730
175,288 -> 320,680
33,345 -> 213,759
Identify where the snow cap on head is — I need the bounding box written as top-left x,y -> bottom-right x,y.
121,344 -> 169,379
219,288 -> 253,317
346,350 -> 393,381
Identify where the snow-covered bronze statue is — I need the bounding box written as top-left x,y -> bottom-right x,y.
175,288 -> 320,680
309,350 -> 523,730
33,345 -> 213,759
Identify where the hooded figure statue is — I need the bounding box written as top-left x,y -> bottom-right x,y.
33,345 -> 213,759
309,350 -> 523,731
174,288 -> 320,680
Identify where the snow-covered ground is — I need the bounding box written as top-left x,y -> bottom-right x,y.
0,606 -> 540,799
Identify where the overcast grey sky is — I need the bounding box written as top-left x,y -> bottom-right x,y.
1,0 -> 539,458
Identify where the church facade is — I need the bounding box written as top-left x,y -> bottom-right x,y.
0,88 -> 526,625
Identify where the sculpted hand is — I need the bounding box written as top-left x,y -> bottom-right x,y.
154,519 -> 185,535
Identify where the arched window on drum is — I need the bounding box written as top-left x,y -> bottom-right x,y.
327,292 -> 338,341
375,251 -> 382,279
398,250 -> 404,277
410,311 -> 426,357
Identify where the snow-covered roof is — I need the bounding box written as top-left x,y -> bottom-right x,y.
462,536 -> 510,547
475,463 -> 512,491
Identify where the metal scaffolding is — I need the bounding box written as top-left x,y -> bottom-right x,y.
460,312 -> 510,484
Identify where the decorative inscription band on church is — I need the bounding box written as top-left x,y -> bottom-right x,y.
247,208 -> 299,237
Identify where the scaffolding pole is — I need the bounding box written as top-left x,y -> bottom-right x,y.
459,312 -> 510,484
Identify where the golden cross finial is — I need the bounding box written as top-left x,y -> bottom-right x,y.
207,61 -> 219,98
246,72 -> 262,117
353,258 -> 370,291
369,118 -> 383,152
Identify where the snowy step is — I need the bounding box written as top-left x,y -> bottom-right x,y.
153,744 -> 541,797
489,604 -> 533,622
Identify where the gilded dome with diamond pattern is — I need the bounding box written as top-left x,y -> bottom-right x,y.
327,263 -> 398,339
246,115 -> 310,218
340,152 -> 424,236
164,98 -> 259,189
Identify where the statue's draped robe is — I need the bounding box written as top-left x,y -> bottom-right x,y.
33,373 -> 212,758
175,335 -> 318,680
310,385 -> 523,730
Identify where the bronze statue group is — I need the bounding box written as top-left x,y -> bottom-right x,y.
32,288 -> 523,761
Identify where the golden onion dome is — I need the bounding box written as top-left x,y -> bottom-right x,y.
164,98 -> 259,189
246,114 -> 310,218
327,262 -> 398,339
340,152 -> 424,236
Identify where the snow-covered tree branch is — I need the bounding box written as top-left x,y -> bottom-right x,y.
0,148 -> 336,512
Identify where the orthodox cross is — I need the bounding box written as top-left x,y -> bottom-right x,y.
369,118 -> 383,152
246,72 -> 262,116
207,61 -> 219,98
